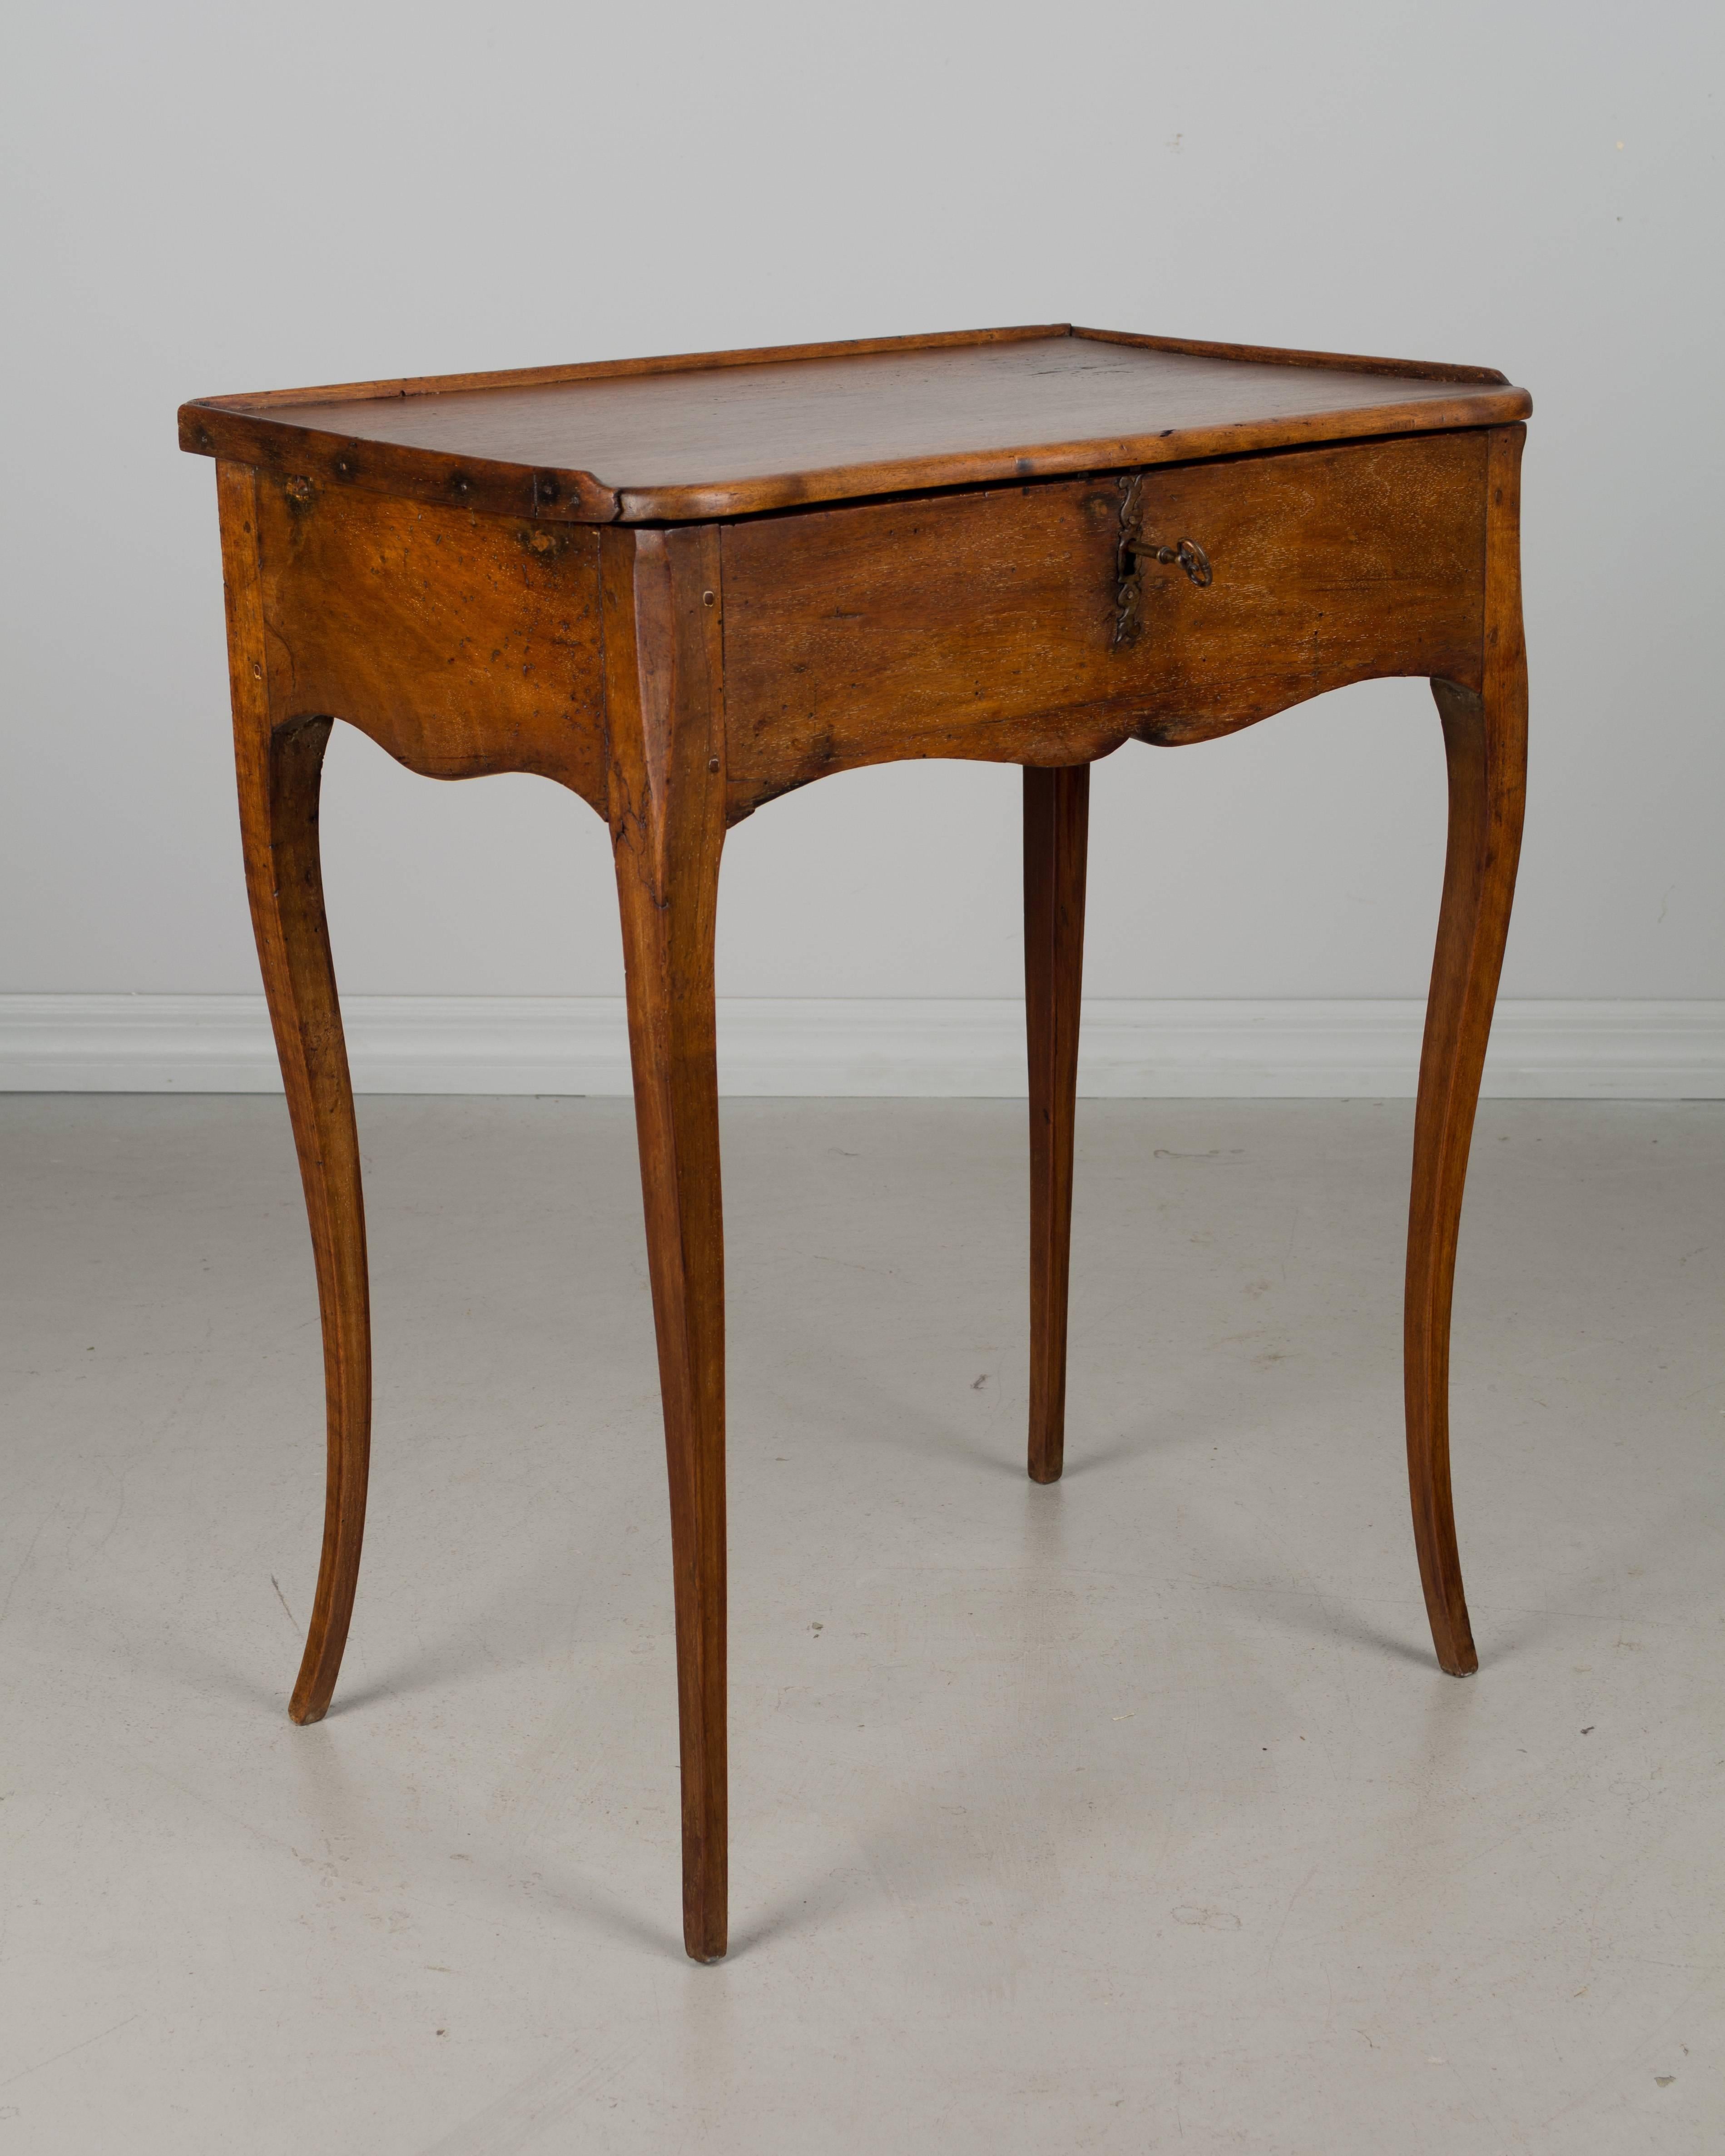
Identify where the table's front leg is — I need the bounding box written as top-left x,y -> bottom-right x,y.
218,463 -> 371,1726
1406,426 -> 1528,1675
603,526 -> 730,1961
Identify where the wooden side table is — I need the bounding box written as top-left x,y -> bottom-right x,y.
180,325 -> 1530,1961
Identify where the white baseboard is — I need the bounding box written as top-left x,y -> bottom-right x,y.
0,994 -> 1719,1098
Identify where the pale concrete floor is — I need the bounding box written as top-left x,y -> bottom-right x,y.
0,1095 -> 1721,2155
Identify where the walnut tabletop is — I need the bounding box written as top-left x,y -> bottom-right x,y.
184,323 -> 1530,1962
180,321 -> 1529,523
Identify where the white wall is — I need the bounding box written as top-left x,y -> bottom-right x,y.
1,0 -> 1720,1010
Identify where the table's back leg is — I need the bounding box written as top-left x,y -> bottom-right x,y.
605,525 -> 730,1961
1024,763 -> 1091,1484
1405,426 -> 1528,1676
218,463 -> 372,1727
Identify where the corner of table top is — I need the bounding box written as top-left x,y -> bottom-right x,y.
176,391 -> 620,525
1066,323 -> 1521,392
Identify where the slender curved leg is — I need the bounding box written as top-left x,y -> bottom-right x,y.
1024,764 -> 1091,1484
1405,425 -> 1528,1676
605,524 -> 730,1961
218,462 -> 372,1726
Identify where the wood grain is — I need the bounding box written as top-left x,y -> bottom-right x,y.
251,477 -> 608,813
1404,423 -> 1528,1675
180,326 -> 1530,525
1024,765 -> 1090,1485
721,433 -> 1487,813
1124,431 -> 1488,743
605,522 -> 731,1960
218,461 -> 372,1727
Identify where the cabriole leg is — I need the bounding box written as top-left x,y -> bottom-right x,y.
1405,426 -> 1528,1675
218,462 -> 372,1726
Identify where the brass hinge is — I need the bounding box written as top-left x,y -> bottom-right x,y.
1113,475 -> 1213,649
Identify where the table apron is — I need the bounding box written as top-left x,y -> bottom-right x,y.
719,430 -> 1490,815
240,429 -> 1494,826
248,476 -> 610,812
